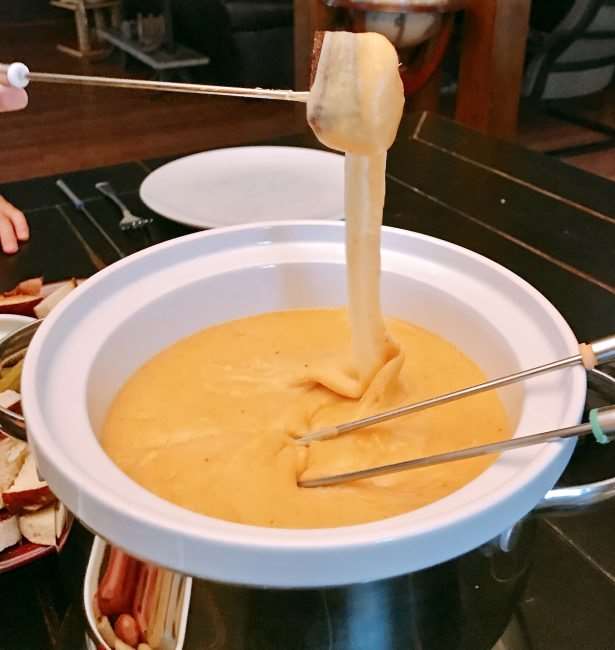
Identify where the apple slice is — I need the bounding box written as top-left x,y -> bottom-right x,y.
54,501 -> 67,539
0,437 -> 28,507
3,277 -> 43,298
40,278 -> 85,298
14,277 -> 43,297
0,293 -> 43,316
34,279 -> 77,319
0,510 -> 21,552
0,389 -> 20,411
3,453 -> 56,514
18,503 -> 56,546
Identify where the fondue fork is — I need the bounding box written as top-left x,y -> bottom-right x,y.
0,62 -> 310,103
296,334 -> 615,445
298,405 -> 615,488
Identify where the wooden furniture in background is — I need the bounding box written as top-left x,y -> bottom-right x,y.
293,0 -> 532,138
456,0 -> 531,138
50,0 -> 121,59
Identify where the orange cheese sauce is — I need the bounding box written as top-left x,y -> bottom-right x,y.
102,309 -> 509,528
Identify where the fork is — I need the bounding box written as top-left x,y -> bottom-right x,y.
95,181 -> 153,231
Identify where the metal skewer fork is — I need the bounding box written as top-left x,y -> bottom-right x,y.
298,405 -> 615,488
296,334 -> 615,445
0,62 -> 310,103
95,182 -> 153,231
56,179 -> 126,259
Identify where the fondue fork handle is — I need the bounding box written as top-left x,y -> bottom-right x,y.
297,334 -> 615,444
0,62 -> 310,103
298,406 -> 615,488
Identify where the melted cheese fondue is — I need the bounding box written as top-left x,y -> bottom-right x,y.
103,310 -> 509,528
101,31 -> 510,529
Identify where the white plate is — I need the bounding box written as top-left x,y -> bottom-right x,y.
140,146 -> 345,228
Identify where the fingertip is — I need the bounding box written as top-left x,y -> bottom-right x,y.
8,209 -> 29,240
0,87 -> 28,112
16,89 -> 28,110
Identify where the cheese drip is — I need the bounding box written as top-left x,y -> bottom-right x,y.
308,31 -> 405,394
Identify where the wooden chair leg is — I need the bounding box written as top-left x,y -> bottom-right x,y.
111,4 -> 122,29
455,0 -> 531,138
75,1 -> 92,54
93,7 -> 107,34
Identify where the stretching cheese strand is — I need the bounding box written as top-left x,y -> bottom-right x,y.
307,31 -> 405,393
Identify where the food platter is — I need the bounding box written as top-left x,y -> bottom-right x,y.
0,510 -> 73,573
0,278 -> 81,572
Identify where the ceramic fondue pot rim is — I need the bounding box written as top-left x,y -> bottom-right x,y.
22,220 -> 585,587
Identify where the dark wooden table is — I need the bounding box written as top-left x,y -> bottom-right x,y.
0,112 -> 614,650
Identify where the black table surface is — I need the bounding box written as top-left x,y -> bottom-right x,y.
0,111 -> 614,650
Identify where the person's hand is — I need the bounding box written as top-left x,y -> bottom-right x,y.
0,196 -> 29,254
0,87 -> 29,253
0,86 -> 28,112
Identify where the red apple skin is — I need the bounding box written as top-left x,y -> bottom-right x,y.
0,390 -> 20,412
15,278 -> 43,296
0,294 -> 43,316
3,277 -> 43,297
9,402 -> 22,416
2,486 -> 56,515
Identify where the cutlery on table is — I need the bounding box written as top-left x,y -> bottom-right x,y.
95,182 -> 153,231
56,179 -> 126,259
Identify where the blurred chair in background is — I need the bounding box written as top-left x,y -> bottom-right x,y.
524,0 -> 615,155
525,0 -> 615,101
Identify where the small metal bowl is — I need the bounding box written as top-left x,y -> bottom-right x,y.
0,319 -> 41,441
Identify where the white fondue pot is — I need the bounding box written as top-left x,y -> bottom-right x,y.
21,221 -> 587,588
